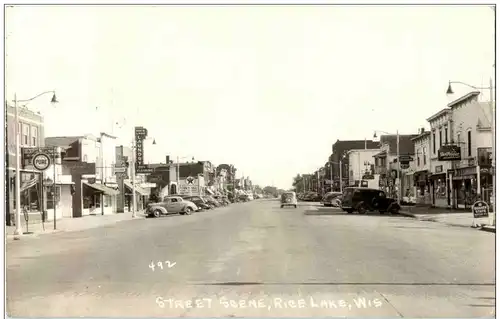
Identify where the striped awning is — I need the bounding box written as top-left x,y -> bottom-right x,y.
83,181 -> 120,196
21,178 -> 38,191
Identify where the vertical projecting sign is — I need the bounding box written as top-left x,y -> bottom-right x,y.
135,126 -> 148,166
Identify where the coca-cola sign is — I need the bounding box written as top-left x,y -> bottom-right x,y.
438,145 -> 461,161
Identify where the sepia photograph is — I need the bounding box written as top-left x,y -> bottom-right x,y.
4,2 -> 497,317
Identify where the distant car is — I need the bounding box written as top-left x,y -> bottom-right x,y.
322,192 -> 343,207
280,191 -> 298,208
147,196 -> 198,217
341,187 -> 400,214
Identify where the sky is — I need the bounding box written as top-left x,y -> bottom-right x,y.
4,4 -> 495,189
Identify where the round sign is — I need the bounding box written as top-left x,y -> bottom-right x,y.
33,153 -> 51,171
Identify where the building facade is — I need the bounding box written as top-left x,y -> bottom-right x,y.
410,129 -> 432,205
346,149 -> 380,189
329,139 -> 380,191
45,134 -> 119,217
5,104 -> 46,225
373,134 -> 418,200
449,92 -> 494,210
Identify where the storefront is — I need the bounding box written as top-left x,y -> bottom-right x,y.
430,165 -> 448,208
82,180 -> 120,215
124,180 -> 150,211
452,166 -> 478,209
412,170 -> 431,205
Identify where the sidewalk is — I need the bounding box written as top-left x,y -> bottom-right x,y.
400,206 -> 495,233
5,212 -> 147,240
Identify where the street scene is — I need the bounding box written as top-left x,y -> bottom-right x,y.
6,199 -> 495,317
5,4 -> 496,318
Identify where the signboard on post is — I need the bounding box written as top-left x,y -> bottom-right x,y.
472,200 -> 489,227
32,153 -> 51,171
22,147 -> 61,168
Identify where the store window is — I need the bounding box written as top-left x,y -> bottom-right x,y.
46,186 -> 61,209
31,126 -> 38,146
435,179 -> 446,199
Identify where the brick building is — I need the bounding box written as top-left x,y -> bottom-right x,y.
5,103 -> 45,225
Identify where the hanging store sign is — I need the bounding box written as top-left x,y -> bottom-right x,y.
136,164 -> 153,174
32,153 -> 51,171
435,165 -> 443,173
134,126 -> 148,166
438,145 -> 461,161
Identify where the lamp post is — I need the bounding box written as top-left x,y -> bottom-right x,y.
374,130 -> 400,205
12,91 -> 58,237
447,79 -> 495,225
131,136 -> 155,218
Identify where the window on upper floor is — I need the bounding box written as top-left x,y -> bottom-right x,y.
444,126 -> 448,145
22,123 -> 29,146
467,130 -> 472,157
417,156 -> 420,166
423,147 -> 427,165
31,126 -> 38,146
432,131 -> 436,154
438,129 -> 442,148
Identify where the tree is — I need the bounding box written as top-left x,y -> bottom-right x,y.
292,174 -> 305,193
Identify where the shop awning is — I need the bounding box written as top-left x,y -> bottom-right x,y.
124,181 -> 150,196
21,178 -> 38,191
83,181 -> 120,196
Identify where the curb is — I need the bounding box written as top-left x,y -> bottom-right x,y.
399,210 -> 495,232
6,216 -> 148,241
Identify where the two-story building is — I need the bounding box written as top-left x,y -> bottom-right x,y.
448,91 -> 494,210
5,103 -> 46,225
410,129 -> 432,205
427,107 -> 454,208
373,134 -> 418,200
45,133 -> 120,217
346,149 -> 380,189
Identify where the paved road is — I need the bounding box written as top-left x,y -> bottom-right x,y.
7,200 -> 495,317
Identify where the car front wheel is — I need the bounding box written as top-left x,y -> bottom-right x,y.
389,205 -> 400,215
153,209 -> 161,218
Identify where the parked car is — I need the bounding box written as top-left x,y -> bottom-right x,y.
340,187 -> 400,214
239,194 -> 251,202
280,191 -> 298,208
147,196 -> 198,217
322,192 -> 343,207
184,196 -> 212,211
213,195 -> 230,206
203,195 -> 221,207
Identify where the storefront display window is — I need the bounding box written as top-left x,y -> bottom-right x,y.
434,179 -> 446,199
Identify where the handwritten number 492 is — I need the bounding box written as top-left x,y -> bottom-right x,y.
149,260 -> 176,271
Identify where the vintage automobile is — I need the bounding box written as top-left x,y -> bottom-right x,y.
341,187 -> 400,214
184,196 -> 212,211
147,196 -> 198,217
322,192 -> 343,207
280,191 -> 298,208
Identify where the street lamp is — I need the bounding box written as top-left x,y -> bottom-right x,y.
374,129 -> 400,205
327,157 -> 347,192
447,79 -> 496,225
131,136 -> 155,218
12,91 -> 58,237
